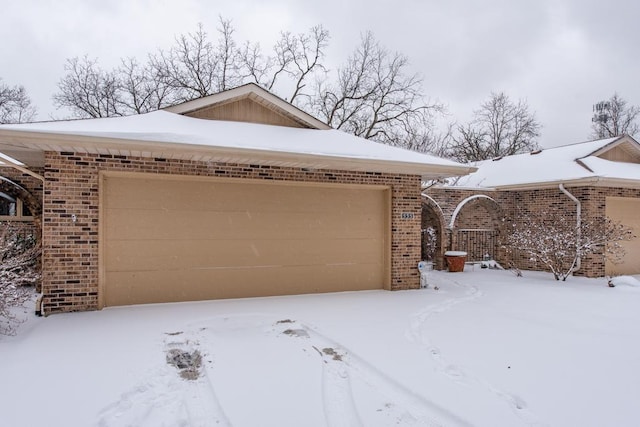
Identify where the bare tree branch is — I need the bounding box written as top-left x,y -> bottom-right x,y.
53,56 -> 122,118
505,210 -> 635,281
307,32 -> 443,150
0,79 -> 37,124
448,92 -> 541,162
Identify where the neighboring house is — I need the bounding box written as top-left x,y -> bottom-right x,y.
425,135 -> 640,277
0,83 -> 474,315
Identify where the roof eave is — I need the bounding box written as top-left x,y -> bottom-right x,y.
586,134 -> 640,158
490,176 -> 640,191
0,129 -> 472,178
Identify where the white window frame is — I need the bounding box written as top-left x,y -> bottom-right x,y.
0,193 -> 34,221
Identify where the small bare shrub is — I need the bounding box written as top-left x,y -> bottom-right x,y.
0,222 -> 40,334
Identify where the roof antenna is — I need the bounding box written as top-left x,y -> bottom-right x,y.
592,101 -> 611,139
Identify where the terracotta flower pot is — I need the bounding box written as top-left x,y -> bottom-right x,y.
444,251 -> 467,272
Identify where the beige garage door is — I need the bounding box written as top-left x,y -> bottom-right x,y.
606,197 -> 640,275
101,172 -> 390,307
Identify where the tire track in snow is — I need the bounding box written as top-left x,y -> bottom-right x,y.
408,276 -> 548,427
315,345 -> 364,427
276,321 -> 470,427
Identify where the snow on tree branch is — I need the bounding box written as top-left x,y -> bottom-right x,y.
0,223 -> 40,335
504,210 -> 635,281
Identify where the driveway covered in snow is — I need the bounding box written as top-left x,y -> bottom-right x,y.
2,270 -> 640,426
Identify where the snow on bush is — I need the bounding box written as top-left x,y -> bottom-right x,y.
421,226 -> 437,261
0,222 -> 40,335
504,210 -> 635,281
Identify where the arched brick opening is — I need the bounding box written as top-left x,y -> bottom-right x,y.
421,195 -> 447,270
450,195 -> 503,262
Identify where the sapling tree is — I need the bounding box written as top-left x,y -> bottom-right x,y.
504,210 -> 635,281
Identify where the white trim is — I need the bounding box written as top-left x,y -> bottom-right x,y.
587,135 -> 640,158
421,193 -> 445,218
449,194 -> 498,230
0,129 -> 475,179
0,152 -> 44,182
163,83 -> 331,130
0,196 -> 34,221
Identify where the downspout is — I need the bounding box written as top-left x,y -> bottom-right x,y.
559,183 -> 581,274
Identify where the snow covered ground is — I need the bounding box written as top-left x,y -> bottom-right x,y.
2,269 -> 640,427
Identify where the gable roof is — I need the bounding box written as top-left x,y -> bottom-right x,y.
0,109 -> 475,180
164,83 -> 331,130
448,135 -> 640,190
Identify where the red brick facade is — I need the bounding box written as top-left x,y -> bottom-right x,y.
42,151 -> 422,314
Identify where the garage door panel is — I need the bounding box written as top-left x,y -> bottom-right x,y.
105,237 -> 384,272
606,197 -> 640,275
105,208 -> 384,241
102,173 -> 390,307
106,263 -> 383,306
106,178 -> 383,214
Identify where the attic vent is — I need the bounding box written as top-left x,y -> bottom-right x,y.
530,149 -> 543,155
492,156 -> 503,161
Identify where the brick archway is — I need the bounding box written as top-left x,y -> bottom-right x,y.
421,194 -> 447,270
449,195 -> 503,261
0,175 -> 42,241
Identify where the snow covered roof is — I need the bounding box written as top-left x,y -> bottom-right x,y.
449,135 -> 640,190
0,110 -> 474,179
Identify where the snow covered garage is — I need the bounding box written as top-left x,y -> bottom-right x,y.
0,84 -> 474,314
102,173 -> 390,306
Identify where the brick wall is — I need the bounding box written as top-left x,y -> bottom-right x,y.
423,188 -> 506,266
427,185 -> 640,278
42,152 -> 422,314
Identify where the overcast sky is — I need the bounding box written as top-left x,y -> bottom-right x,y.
1,0 -> 638,148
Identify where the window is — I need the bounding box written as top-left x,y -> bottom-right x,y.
0,192 -> 33,221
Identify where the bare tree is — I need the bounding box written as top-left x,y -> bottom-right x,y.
448,92 -> 541,162
279,26 -> 329,103
52,22 -> 442,152
0,79 -> 37,124
505,210 -> 635,281
117,57 -> 176,114
53,56 -> 121,118
308,32 -> 443,149
447,123 -> 487,162
54,19 -> 329,118
237,25 -> 329,103
591,93 -> 640,139
149,22 -> 230,102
